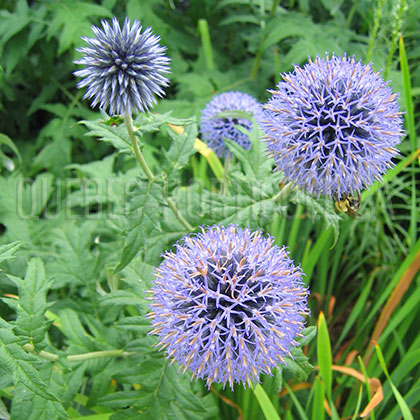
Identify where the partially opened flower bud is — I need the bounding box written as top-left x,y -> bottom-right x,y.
262,54 -> 403,198
149,225 -> 309,389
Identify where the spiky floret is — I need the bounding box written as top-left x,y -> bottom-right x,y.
74,17 -> 170,115
262,54 -> 403,198
149,225 -> 309,389
200,91 -> 264,158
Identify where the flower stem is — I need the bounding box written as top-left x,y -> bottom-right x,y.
23,343 -> 135,362
221,156 -> 231,196
124,110 -> 155,182
164,196 -> 194,231
270,0 -> 280,16
23,343 -> 59,361
198,19 -> 215,71
67,349 -> 134,362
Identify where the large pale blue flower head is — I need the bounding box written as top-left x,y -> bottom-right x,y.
149,225 -> 309,389
262,54 -> 403,198
74,17 -> 170,115
200,91 -> 264,158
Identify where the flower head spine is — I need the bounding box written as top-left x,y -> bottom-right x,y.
149,225 -> 309,389
262,54 -> 403,198
74,17 -> 170,115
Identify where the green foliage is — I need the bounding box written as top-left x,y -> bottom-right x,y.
0,0 -> 419,419
0,319 -> 58,402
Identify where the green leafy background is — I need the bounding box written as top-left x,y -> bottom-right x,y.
0,0 -> 419,419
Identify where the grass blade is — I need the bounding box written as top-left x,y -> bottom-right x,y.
253,384 -> 281,420
312,376 -> 325,420
399,36 -> 416,151
375,343 -> 414,420
362,148 -> 420,199
198,19 -> 215,71
365,238 -> 420,361
317,312 -> 332,398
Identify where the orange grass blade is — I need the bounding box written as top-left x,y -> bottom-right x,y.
210,386 -> 244,420
365,242 -> 420,362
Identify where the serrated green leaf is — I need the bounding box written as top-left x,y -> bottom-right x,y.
98,357 -> 214,420
296,326 -> 317,346
163,123 -> 197,179
283,345 -> 314,383
49,1 -> 111,55
0,318 -> 58,401
225,121 -> 272,180
114,316 -> 151,333
202,172 -> 285,228
80,120 -> 132,154
0,241 -> 24,265
0,1 -> 30,47
99,291 -> 146,311
134,112 -> 193,135
11,258 -> 52,347
292,191 -> 340,246
59,309 -> 94,352
11,364 -> 68,420
61,364 -> 86,407
20,173 -> 54,218
115,181 -> 163,272
0,175 -> 30,241
48,223 -> 96,289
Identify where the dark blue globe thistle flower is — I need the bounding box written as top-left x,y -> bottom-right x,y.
149,225 -> 309,389
74,17 -> 170,116
262,54 -> 403,198
200,91 -> 265,158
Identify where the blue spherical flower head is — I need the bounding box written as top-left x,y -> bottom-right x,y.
149,225 -> 309,389
262,54 -> 403,198
200,91 -> 264,158
74,17 -> 170,116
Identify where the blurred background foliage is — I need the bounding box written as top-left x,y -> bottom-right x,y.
0,0 -> 419,419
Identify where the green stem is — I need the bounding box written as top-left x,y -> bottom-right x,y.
164,196 -> 194,231
23,343 -> 135,362
345,0 -> 359,29
221,156 -> 231,196
124,110 -> 155,182
365,0 -> 385,63
384,0 -> 407,80
274,47 -> 281,85
198,19 -> 215,71
270,0 -> 280,16
251,37 -> 265,79
162,178 -> 194,232
23,343 -> 59,361
68,349 -> 134,362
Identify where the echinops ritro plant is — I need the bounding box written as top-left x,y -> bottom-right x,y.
200,91 -> 264,158
149,225 -> 309,389
262,54 -> 403,198
74,17 -> 170,116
